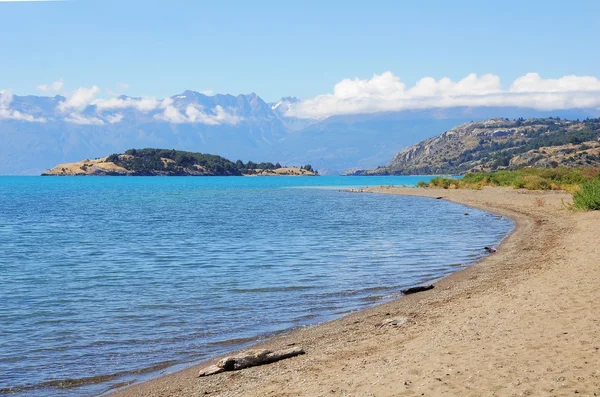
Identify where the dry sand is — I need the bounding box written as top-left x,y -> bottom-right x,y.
110,187 -> 600,397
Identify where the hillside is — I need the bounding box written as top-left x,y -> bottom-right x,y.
351,118 -> 600,175
42,149 -> 317,176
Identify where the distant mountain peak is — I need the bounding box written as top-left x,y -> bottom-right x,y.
174,90 -> 200,99
270,96 -> 299,113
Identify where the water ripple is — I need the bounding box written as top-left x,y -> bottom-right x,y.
0,176 -> 513,396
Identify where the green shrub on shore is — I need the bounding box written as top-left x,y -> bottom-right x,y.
427,177 -> 461,189
418,167 -> 600,210
420,168 -> 599,191
572,179 -> 600,210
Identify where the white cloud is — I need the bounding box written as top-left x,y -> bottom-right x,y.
93,97 -> 162,112
286,72 -> 600,119
186,105 -> 241,125
106,113 -> 124,124
0,90 -> 46,122
37,79 -> 64,93
64,112 -> 105,125
157,105 -> 188,123
509,73 -> 600,93
92,95 -> 176,113
58,85 -> 100,112
155,104 -> 241,125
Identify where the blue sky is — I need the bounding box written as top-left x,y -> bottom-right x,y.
1,0 -> 599,102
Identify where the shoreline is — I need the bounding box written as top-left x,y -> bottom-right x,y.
109,186 -> 600,396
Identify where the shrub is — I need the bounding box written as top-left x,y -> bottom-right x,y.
106,153 -> 120,163
520,175 -> 551,190
572,179 -> 600,210
428,177 -> 457,189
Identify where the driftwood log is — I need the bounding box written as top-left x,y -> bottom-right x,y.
198,347 -> 305,377
401,285 -> 434,295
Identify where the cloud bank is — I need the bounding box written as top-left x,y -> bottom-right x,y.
3,72 -> 600,124
57,85 -> 101,112
285,72 -> 600,119
0,90 -> 46,122
155,101 -> 241,125
53,86 -> 241,125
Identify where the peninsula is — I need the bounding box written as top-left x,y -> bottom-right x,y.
41,149 -> 317,176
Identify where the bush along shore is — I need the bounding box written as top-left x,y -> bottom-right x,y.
417,167 -> 600,210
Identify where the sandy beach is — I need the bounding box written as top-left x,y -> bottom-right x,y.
109,186 -> 600,397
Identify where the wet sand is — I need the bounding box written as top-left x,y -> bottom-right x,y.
110,187 -> 600,396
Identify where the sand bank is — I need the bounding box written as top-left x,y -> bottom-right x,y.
110,187 -> 600,396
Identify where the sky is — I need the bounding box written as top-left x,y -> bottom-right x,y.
1,0 -> 600,121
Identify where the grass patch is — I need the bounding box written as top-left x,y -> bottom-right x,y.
572,179 -> 600,210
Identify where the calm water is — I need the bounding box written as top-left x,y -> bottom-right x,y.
0,176 -> 513,396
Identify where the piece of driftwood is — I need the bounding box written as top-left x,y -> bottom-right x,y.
198,347 -> 305,377
401,285 -> 434,295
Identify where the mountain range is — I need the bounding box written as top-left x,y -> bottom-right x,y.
1,90 -> 599,175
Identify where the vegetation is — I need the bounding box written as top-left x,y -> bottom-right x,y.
417,167 -> 600,210
105,148 -> 316,176
418,167 -> 599,190
572,179 -> 600,210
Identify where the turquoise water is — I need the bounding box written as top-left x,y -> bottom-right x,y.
0,176 -> 513,396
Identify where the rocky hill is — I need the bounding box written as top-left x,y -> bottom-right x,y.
42,149 -> 317,176
350,118 -> 600,175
